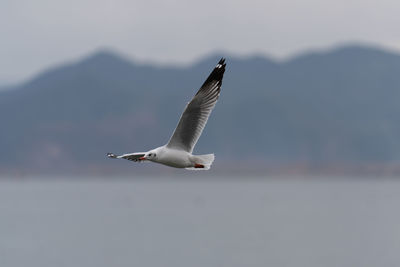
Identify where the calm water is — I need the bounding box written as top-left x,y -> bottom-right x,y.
0,176 -> 399,267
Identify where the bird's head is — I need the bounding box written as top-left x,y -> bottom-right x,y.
139,150 -> 158,161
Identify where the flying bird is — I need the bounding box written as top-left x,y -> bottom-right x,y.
107,58 -> 226,170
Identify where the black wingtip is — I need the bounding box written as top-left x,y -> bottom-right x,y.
212,58 -> 226,73
196,58 -> 226,94
107,152 -> 117,159
217,58 -> 226,68
210,57 -> 226,79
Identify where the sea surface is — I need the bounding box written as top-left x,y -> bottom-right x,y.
0,176 -> 399,267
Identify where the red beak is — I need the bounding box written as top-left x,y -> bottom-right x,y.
139,156 -> 146,161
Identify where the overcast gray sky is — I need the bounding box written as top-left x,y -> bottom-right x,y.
1,0 -> 400,83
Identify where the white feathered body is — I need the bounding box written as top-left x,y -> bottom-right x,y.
148,146 -> 214,170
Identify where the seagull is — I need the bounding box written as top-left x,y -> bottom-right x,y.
107,58 -> 226,170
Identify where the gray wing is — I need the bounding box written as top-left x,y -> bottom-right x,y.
166,58 -> 226,153
107,152 -> 145,162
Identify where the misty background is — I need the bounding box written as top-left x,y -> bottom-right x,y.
2,0 -> 400,175
2,44 -> 400,175
2,0 -> 400,84
2,0 -> 400,176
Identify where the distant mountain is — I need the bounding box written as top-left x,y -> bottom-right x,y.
2,45 -> 400,174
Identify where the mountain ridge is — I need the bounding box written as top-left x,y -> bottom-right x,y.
2,44 -> 400,174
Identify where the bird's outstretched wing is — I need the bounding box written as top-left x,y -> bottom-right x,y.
107,152 -> 146,162
166,58 -> 226,153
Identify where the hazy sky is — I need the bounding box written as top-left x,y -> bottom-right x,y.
1,0 -> 400,83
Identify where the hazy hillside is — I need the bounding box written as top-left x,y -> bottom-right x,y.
2,45 -> 400,173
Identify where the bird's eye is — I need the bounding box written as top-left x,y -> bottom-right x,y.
154,154 -> 156,157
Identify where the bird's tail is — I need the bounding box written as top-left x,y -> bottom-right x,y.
186,154 -> 215,170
